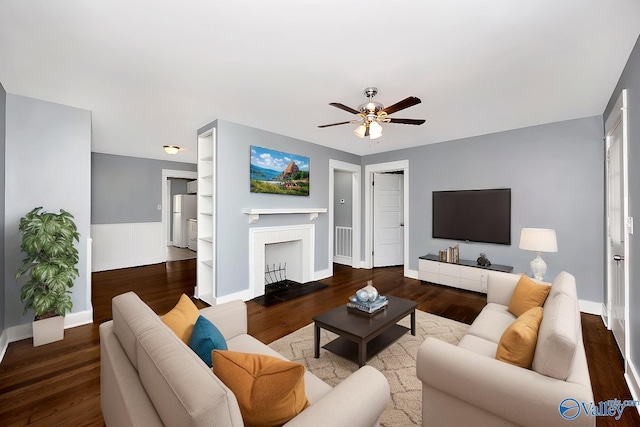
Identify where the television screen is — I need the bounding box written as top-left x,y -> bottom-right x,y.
432,188 -> 511,245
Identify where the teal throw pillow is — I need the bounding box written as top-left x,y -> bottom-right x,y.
189,315 -> 228,367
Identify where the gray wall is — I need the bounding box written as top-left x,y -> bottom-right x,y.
334,171 -> 353,227
604,34 -> 640,381
4,94 -> 91,327
0,83 -> 6,332
91,153 -> 196,224
197,119 -> 360,297
362,116 -> 604,303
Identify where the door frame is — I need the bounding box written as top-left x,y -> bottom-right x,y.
364,160 -> 410,275
604,88 -> 629,358
161,169 -> 198,261
328,159 -> 362,276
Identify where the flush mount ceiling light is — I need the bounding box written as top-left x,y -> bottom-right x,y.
318,87 -> 426,140
163,145 -> 180,155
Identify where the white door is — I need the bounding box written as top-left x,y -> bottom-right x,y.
605,89 -> 629,356
373,173 -> 404,267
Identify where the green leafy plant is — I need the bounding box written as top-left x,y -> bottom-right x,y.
15,207 -> 80,319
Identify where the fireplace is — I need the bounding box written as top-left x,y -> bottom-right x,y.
249,224 -> 315,298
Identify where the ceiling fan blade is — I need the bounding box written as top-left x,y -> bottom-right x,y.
318,120 -> 359,128
381,96 -> 421,115
386,118 -> 426,125
329,102 -> 361,115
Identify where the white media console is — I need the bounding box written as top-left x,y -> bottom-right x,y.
418,254 -> 513,294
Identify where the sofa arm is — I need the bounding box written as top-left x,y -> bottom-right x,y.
284,366 -> 390,427
198,300 -> 247,340
417,338 -> 593,427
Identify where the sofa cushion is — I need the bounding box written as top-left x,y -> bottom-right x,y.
496,306 -> 543,369
547,271 -> 578,301
466,307 -> 516,344
189,315 -> 228,367
136,326 -> 242,427
213,350 -> 309,427
457,334 -> 499,358
508,275 -> 550,317
532,293 -> 578,380
161,294 -> 200,344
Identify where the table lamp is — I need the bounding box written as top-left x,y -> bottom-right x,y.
519,228 -> 558,280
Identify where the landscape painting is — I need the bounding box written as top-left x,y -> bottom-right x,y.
250,146 -> 310,196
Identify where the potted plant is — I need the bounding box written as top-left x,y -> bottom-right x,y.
15,207 -> 80,346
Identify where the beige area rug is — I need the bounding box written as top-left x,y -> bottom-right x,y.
269,310 -> 469,426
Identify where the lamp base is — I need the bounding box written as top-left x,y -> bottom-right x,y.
530,252 -> 547,281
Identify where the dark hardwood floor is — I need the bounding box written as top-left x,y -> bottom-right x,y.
0,261 -> 637,426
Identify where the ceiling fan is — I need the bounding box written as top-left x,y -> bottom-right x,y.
318,87 -> 426,139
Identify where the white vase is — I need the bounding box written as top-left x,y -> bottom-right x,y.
32,315 -> 64,346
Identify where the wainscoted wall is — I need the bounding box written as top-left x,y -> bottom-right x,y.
91,223 -> 164,272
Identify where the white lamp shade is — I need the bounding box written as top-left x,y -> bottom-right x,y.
369,121 -> 383,139
519,228 -> 558,253
353,124 -> 367,138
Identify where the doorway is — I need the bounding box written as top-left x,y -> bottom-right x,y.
604,89 -> 630,361
364,160 -> 410,275
161,169 -> 198,262
328,160 -> 361,276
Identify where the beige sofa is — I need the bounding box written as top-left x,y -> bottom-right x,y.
417,271 -> 594,427
100,292 -> 390,426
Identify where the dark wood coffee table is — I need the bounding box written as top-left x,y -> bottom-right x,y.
313,296 -> 417,367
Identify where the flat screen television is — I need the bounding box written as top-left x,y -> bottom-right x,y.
432,188 -> 511,245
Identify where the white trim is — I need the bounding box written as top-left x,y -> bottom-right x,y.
578,300 -> 602,315
91,223 -> 165,271
604,89 -> 630,361
64,309 -> 94,328
0,329 -> 8,364
213,290 -> 252,305
329,159 -> 362,277
161,169 -> 198,261
314,268 -> 332,281
248,224 -> 315,299
0,309 -> 94,364
364,160 -> 410,276
626,360 -> 640,416
242,208 -> 327,224
406,268 -> 419,280
333,255 -> 352,266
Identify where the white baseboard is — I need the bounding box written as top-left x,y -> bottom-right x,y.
0,329 -> 8,365
314,268 -> 332,281
91,222 -> 165,272
626,359 -> 640,416
578,299 -> 602,315
405,268 -> 419,280
333,255 -> 352,266
213,290 -> 252,305
0,309 -> 93,364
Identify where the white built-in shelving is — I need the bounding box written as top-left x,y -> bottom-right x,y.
195,128 -> 216,305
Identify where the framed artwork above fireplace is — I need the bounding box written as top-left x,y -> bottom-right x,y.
250,146 -> 310,196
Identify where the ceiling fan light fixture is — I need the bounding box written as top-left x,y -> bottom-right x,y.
369,121 -> 383,139
353,123 -> 367,138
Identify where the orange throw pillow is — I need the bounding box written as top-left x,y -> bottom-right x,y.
508,275 -> 550,317
161,294 -> 200,344
212,350 -> 309,427
496,306 -> 544,369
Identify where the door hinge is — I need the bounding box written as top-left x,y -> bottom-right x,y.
627,216 -> 634,235
372,250 -> 374,256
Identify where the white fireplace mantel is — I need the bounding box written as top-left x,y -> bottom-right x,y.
242,208 -> 327,224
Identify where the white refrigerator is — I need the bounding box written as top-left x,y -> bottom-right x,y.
172,194 -> 197,248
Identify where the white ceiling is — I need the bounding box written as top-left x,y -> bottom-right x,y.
1,1 -> 639,163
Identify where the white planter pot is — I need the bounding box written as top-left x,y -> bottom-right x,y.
32,315 -> 64,346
